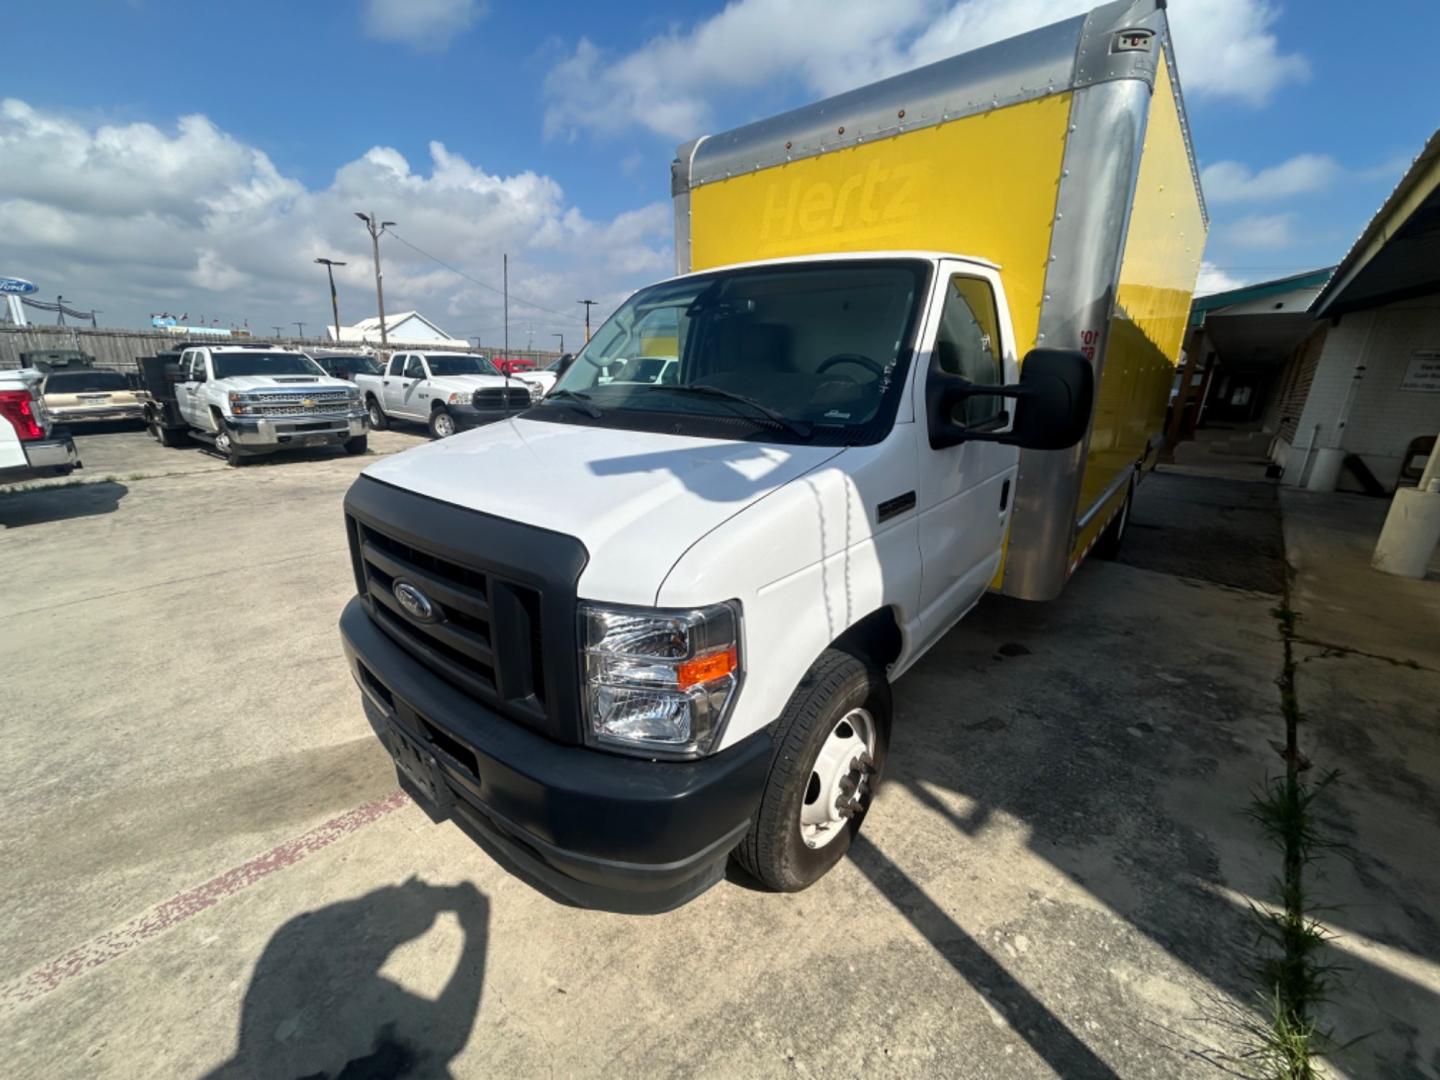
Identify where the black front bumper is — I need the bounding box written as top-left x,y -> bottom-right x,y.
340,597 -> 772,913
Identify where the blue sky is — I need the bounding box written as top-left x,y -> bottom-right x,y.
3,0 -> 1437,341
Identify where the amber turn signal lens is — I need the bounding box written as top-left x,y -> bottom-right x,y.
676,645 -> 738,690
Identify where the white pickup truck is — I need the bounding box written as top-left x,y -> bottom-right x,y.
142,343 -> 368,466
339,1 -> 1205,912
0,368 -> 80,484
355,351 -> 543,439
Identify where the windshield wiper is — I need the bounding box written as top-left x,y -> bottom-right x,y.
545,388 -> 602,418
656,384 -> 813,438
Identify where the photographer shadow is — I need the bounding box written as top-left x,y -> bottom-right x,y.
207,878 -> 488,1080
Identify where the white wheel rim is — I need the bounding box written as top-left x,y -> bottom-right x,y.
799,708 -> 877,850
369,402 -> 382,424
435,414 -> 454,437
215,430 -> 231,453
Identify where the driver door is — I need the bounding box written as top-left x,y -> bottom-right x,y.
913,263 -> 1020,643
382,354 -> 410,416
399,355 -> 429,417
178,351 -> 207,425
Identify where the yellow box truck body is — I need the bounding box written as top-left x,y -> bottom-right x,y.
672,0 -> 1206,599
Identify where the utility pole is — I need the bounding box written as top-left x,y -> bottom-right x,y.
502,253 -> 509,364
355,212 -> 395,348
578,298 -> 597,341
315,257 -> 347,342
272,325 -> 285,338
552,332 -> 564,355
294,322 -> 306,340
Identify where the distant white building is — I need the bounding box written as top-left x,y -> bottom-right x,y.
329,311 -> 468,348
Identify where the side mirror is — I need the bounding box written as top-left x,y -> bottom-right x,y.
927,348 -> 1093,451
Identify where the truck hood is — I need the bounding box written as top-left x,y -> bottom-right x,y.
216,375 -> 353,392
361,417 -> 844,605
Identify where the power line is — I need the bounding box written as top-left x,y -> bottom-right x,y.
385,230 -> 585,325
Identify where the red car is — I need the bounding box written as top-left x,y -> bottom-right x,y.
493,357 -> 536,376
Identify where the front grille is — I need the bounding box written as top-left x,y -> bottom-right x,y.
248,391 -> 353,417
350,516 -> 549,729
470,387 -> 533,410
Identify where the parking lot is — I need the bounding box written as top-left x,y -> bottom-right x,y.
1,428 -> 1435,1078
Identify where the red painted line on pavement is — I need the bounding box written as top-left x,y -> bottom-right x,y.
0,789 -> 408,1010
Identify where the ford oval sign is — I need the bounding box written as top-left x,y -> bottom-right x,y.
0,277 -> 38,295
392,579 -> 438,623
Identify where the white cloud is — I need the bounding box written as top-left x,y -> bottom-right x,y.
1220,212 -> 1296,250
1195,261 -> 1245,296
543,0 -> 1309,142
0,98 -> 669,340
364,0 -> 484,51
1201,153 -> 1340,203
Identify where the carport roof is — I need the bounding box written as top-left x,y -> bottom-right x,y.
1189,267 -> 1335,327
1311,128 -> 1440,317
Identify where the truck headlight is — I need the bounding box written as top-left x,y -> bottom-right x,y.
227,391 -> 259,415
447,391 -> 465,405
528,382 -> 543,400
581,601 -> 741,758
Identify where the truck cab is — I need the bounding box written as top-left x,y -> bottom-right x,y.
340,253 -> 1091,911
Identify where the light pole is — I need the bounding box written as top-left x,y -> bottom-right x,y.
552,332 -> 564,355
578,298 -> 597,341
272,325 -> 285,338
294,322 -> 306,340
315,257 -> 347,342
355,212 -> 395,348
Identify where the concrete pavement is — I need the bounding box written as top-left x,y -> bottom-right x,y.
0,448 -> 1395,1078
1279,488 -> 1440,1078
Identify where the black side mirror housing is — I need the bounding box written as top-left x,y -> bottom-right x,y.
927,348 -> 1093,451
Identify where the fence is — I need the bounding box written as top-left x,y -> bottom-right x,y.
0,325 -> 562,373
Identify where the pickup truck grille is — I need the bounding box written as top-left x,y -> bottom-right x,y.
349,515 -> 554,735
248,390 -> 353,416
470,387 -> 533,410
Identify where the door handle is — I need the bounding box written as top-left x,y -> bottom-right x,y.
383,380 -> 390,386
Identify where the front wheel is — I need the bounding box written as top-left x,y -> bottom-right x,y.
428,407 -> 457,439
735,649 -> 890,892
343,434 -> 368,455
366,396 -> 389,431
214,425 -> 245,467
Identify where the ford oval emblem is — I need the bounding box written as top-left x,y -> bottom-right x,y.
392,579 -> 438,623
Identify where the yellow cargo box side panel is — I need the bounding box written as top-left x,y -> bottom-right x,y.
688,93 -> 1073,358
1071,60 -> 1205,568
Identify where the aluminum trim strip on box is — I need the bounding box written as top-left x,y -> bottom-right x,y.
684,15 -> 1087,188
1004,76 -> 1151,601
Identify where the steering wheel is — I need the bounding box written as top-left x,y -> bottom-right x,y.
817,353 -> 883,379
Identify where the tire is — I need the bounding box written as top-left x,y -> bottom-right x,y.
213,424 -> 245,467
1093,474 -> 1134,561
156,424 -> 188,448
429,406 -> 457,439
735,649 -> 891,892
344,434 -> 368,455
366,396 -> 389,431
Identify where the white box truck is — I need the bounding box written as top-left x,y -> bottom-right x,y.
339,0 -> 1206,912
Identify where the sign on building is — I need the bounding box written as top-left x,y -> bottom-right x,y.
1399,349 -> 1440,393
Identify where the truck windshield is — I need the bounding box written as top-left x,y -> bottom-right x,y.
540,260 -> 928,446
212,353 -> 325,378
44,370 -> 129,393
425,355 -> 499,376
